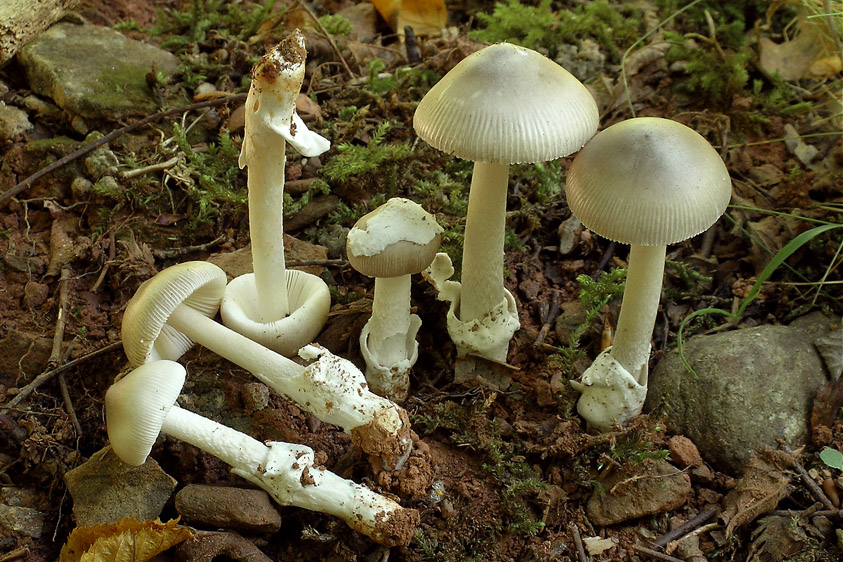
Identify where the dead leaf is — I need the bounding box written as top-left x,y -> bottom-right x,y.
47,214 -> 79,276
370,0 -> 446,36
759,5 -> 842,80
60,518 -> 193,562
747,515 -> 810,561
720,447 -> 795,538
296,93 -> 323,125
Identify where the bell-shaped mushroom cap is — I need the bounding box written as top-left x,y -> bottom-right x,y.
122,261 -> 227,367
413,42 -> 599,164
106,360 -> 186,465
346,198 -> 443,278
565,117 -> 732,246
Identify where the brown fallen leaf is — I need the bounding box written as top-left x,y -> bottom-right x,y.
720,446 -> 795,538
60,518 -> 193,562
370,0 -> 446,36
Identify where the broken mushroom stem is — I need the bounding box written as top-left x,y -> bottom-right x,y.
122,261 -> 411,466
106,361 -> 418,546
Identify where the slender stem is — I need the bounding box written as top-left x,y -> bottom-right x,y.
460,162 -> 510,322
248,129 -> 289,321
611,245 -> 666,384
368,275 -> 412,366
162,405 -> 267,473
167,304 -> 303,382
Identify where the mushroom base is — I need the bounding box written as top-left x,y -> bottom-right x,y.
220,269 -> 331,357
570,347 -> 648,432
359,314 -> 421,402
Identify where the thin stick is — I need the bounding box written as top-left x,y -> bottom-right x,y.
783,445 -> 836,510
50,268 -> 83,436
535,289 -> 560,346
90,229 -> 116,293
632,544 -> 684,562
0,547 -> 30,562
152,234 -> 226,260
652,508 -> 716,548
0,94 -> 247,208
120,155 -> 180,179
1,342 -> 123,414
294,0 -> 355,78
570,524 -> 588,562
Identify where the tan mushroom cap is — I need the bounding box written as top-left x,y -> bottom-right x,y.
122,261 -> 227,367
565,117 -> 732,246
413,42 -> 599,164
346,198 -> 442,278
106,360 -> 186,465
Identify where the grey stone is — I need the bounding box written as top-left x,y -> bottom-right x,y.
586,459 -> 691,526
0,102 -> 33,140
64,446 -> 177,526
175,484 -> 282,534
71,177 -> 93,199
645,320 -> 835,474
0,504 -> 45,538
18,21 -> 179,122
815,329 -> 842,380
84,146 -> 119,178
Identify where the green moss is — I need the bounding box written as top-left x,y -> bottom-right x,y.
470,0 -> 642,62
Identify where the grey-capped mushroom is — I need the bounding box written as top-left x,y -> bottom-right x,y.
565,117 -> 732,431
413,42 -> 599,361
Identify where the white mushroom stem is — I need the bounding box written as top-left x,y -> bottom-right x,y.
368,275 -> 413,366
610,244 -> 666,384
247,128 -> 292,321
160,406 -> 413,545
240,31 -> 330,323
165,304 -> 406,449
459,162 -> 509,322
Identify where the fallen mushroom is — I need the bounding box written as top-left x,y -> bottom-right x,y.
106,360 -> 419,546
122,261 -> 412,464
565,117 -> 732,431
413,42 -> 599,362
220,29 -> 332,357
346,198 -> 442,401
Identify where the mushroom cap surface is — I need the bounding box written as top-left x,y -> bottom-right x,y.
122,261 -> 227,367
565,117 -> 732,246
106,360 -> 186,465
346,198 -> 443,278
413,42 -> 599,164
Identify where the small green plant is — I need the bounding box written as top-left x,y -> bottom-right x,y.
677,220 -> 843,376
151,0 -> 280,46
820,448 -> 843,471
321,121 -> 411,195
552,268 -> 628,371
471,0 -> 640,61
365,59 -> 440,95
170,122 -> 245,228
318,13 -> 353,36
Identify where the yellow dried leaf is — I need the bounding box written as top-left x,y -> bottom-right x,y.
370,0 -> 446,36
60,518 -> 193,562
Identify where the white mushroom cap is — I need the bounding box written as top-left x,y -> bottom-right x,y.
105,360 -> 186,465
565,117 -> 733,246
122,261 -> 227,367
413,42 -> 599,164
346,198 -> 443,278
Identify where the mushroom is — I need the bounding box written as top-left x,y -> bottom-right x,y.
346,198 -> 443,401
413,42 -> 599,362
122,261 -> 412,464
220,29 -> 332,356
106,360 -> 419,546
565,117 -> 732,431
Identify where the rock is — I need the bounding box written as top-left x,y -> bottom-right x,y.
0,102 -> 33,141
18,21 -> 179,123
815,329 -> 843,380
64,446 -> 177,527
0,328 -> 53,378
71,177 -> 93,198
22,281 -> 50,309
0,504 -> 45,538
175,530 -> 273,562
175,484 -> 282,534
586,459 -> 691,526
667,435 -> 702,468
0,0 -> 79,64
646,318 -> 837,474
